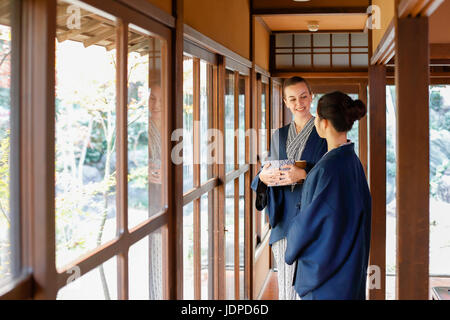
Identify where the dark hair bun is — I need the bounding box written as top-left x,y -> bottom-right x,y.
317,91 -> 367,133
346,99 -> 367,123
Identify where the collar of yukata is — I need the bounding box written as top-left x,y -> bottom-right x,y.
323,140 -> 353,157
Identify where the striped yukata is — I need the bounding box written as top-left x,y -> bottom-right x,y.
271,116 -> 315,300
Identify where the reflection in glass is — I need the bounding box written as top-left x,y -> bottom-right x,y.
183,201 -> 194,299
200,193 -> 210,300
225,70 -> 235,173
0,0 -> 15,284
128,227 -> 165,300
238,77 -> 246,166
183,57 -> 194,193
127,26 -> 165,229
239,176 -> 245,299
55,1 -> 117,269
225,182 -> 235,299
200,61 -> 212,184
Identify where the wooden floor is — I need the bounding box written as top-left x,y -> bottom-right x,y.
257,270 -> 450,300
258,270 -> 279,300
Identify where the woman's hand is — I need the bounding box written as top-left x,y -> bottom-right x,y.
259,163 -> 283,186
279,165 -> 307,185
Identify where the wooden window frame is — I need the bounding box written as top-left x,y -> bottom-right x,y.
0,0 -> 175,300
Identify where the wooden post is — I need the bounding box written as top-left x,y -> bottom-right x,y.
368,64 -> 386,300
22,0 -> 57,299
395,16 -> 430,300
169,0 -> 184,300
358,81 -> 368,176
116,19 -> 129,301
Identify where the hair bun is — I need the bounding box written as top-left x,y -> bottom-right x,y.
347,99 -> 367,122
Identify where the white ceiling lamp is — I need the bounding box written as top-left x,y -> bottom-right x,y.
307,21 -> 320,32
293,0 -> 311,2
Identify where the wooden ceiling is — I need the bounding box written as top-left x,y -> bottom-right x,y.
252,0 -> 369,33
260,14 -> 368,32
429,0 -> 450,44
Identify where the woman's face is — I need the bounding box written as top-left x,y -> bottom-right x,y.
283,82 -> 313,119
149,85 -> 162,118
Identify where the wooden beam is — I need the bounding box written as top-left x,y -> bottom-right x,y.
398,0 -> 444,18
83,28 -> 115,47
116,19 -> 129,301
371,20 -> 394,65
395,16 -> 429,300
253,7 -> 368,15
368,65 -> 387,300
358,81 -> 368,176
273,72 -> 368,79
193,58 -> 201,300
56,19 -> 100,42
22,0 -> 57,299
430,44 -> 450,60
168,0 -> 184,300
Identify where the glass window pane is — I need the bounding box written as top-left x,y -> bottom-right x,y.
200,61 -> 212,184
351,54 -> 368,67
260,83 -> 267,162
276,34 -> 292,47
225,70 -> 235,173
238,77 -> 246,166
351,33 -> 368,47
200,193 -> 210,300
332,54 -> 349,67
0,0 -> 18,284
225,182 -> 234,299
386,85 -> 397,300
127,26 -> 166,229
275,55 -> 292,68
183,202 -> 194,299
183,57 -> 194,193
239,176 -> 245,299
128,227 -> 166,300
313,33 -> 330,47
429,85 -> 450,285
294,34 -> 310,47
57,256 -> 117,299
55,1 -> 117,268
332,33 -> 349,47
313,54 -> 331,68
294,54 -> 310,68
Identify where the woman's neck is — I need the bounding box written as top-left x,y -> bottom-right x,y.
293,114 -> 313,134
326,133 -> 348,153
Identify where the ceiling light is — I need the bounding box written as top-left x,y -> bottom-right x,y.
307,21 -> 319,32
293,0 -> 311,2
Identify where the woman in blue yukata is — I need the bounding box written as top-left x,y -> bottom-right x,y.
251,76 -> 327,300
285,91 -> 372,300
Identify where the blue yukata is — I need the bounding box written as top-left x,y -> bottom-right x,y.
285,142 -> 372,300
251,123 -> 327,246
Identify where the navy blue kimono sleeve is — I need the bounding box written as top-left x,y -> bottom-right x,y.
284,169 -> 364,297
251,129 -> 281,214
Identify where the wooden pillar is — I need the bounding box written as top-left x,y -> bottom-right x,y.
22,0 -> 57,299
368,64 -> 386,300
169,0 -> 184,300
358,81 -> 368,175
395,16 -> 429,300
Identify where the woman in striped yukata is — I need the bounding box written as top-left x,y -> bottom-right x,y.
251,76 -> 327,300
